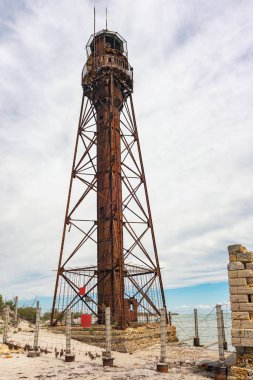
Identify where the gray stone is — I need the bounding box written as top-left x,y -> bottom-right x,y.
228,262 -> 245,270
237,252 -> 253,262
228,261 -> 244,270
228,244 -> 247,254
27,350 -> 40,358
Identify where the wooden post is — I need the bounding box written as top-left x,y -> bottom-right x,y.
156,308 -> 168,373
216,305 -> 225,364
221,310 -> 228,350
14,296 -> 18,327
3,305 -> 9,344
27,301 -> 41,357
193,308 -> 200,346
168,311 -> 172,326
103,307 -> 114,367
65,308 -> 75,362
33,301 -> 40,351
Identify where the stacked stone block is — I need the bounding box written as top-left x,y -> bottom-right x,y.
228,244 -> 253,379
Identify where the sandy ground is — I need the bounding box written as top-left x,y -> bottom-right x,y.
0,322 -> 236,380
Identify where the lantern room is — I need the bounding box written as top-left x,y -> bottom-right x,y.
82,29 -> 132,86
86,29 -> 127,57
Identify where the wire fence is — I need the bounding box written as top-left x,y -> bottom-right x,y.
0,299 -> 233,373
171,302 -> 232,350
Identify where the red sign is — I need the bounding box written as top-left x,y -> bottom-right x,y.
81,314 -> 92,328
79,286 -> 86,296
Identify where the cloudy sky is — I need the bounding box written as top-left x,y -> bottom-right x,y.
1,0 -> 253,310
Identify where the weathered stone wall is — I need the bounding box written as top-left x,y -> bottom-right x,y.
228,244 -> 253,379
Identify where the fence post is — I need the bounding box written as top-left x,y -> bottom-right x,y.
156,308 -> 168,373
103,307 -> 114,367
3,305 -> 9,344
221,309 -> 228,350
14,296 -> 18,327
215,305 -> 228,379
33,301 -> 40,351
216,304 -> 225,364
65,308 -> 75,362
168,311 -> 172,326
27,301 -> 41,357
193,308 -> 200,346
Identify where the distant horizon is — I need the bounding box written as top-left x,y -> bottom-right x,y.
3,280 -> 230,315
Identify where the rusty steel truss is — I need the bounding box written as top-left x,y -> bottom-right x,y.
51,29 -> 167,327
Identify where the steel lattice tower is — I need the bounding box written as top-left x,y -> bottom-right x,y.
51,29 -> 167,327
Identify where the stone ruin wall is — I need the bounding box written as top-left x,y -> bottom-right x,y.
228,244 -> 253,379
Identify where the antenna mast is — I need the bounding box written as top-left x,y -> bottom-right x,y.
93,6 -> 96,68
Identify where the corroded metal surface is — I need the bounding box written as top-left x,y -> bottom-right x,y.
51,29 -> 167,328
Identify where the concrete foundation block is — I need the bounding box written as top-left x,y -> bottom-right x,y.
103,357 -> 114,367
27,351 -> 40,358
156,363 -> 169,373
65,354 -> 75,362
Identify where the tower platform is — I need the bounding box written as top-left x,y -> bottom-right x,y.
50,323 -> 177,353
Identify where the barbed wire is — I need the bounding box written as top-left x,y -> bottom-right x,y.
1,302 -> 233,371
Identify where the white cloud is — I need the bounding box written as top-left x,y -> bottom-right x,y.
175,304 -> 190,310
1,0 -> 253,297
195,304 -> 211,310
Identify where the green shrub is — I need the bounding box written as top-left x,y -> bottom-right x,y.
0,295 -> 3,311
18,307 -> 36,323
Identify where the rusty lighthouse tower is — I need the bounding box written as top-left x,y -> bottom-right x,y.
51,25 -> 167,327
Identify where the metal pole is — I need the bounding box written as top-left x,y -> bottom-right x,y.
193,308 -> 200,346
14,296 -> 18,327
129,94 -> 167,321
66,308 -> 71,354
93,6 -> 96,68
105,306 -> 111,356
33,301 -> 40,351
50,92 -> 85,326
160,307 -> 166,363
3,305 -> 9,344
156,308 -> 168,373
221,309 -> 228,350
216,304 -> 225,364
103,307 -> 113,367
64,308 -> 75,362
